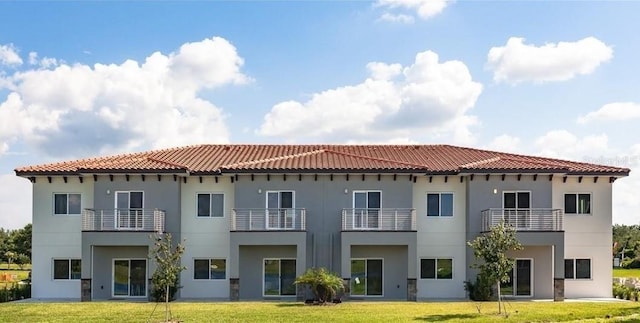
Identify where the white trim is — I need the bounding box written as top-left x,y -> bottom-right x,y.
502,258 -> 534,297
418,257 -> 454,280
262,258 -> 297,297
112,258 -> 147,298
425,192 -> 454,217
192,258 -> 227,280
563,192 -> 593,216
265,191 -> 296,230
352,190 -> 382,230
565,258 -> 593,280
52,258 -> 81,280
52,192 -> 82,216
350,258 -> 384,297
195,192 -> 226,218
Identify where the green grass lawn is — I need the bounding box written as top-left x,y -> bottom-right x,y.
0,301 -> 639,323
614,268 -> 640,278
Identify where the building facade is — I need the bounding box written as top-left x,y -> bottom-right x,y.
15,144 -> 629,301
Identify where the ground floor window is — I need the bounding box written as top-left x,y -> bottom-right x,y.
564,258 -> 591,279
53,259 -> 81,280
500,259 -> 532,296
263,259 -> 296,296
420,258 -> 453,279
350,258 -> 383,296
194,259 -> 226,279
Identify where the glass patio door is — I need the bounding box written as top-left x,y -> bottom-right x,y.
115,191 -> 144,229
353,191 -> 381,229
266,191 -> 294,229
113,259 -> 147,297
350,258 -> 383,296
263,259 -> 296,296
500,259 -> 532,297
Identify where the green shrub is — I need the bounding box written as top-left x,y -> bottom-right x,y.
294,267 -> 344,304
0,283 -> 31,303
464,272 -> 493,301
621,258 -> 640,269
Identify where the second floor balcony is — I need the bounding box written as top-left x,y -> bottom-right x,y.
481,208 -> 563,232
341,208 -> 416,231
231,208 -> 306,231
82,208 -> 165,232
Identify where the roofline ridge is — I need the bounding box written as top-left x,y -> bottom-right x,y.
324,149 -> 429,169
219,149 -> 327,169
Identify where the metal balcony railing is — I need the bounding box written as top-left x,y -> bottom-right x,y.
231,208 -> 306,231
481,208 -> 563,232
82,209 -> 165,232
341,208 -> 416,231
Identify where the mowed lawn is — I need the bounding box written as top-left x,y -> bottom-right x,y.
614,268 -> 640,278
0,301 -> 639,323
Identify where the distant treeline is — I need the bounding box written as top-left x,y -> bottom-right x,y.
0,224 -> 31,269
613,224 -> 640,268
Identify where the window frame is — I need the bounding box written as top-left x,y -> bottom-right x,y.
419,258 -> 453,280
426,192 -> 454,217
196,192 -> 225,218
564,258 -> 592,280
53,193 -> 82,216
193,258 -> 227,280
53,258 -> 81,280
564,193 -> 592,215
350,258 -> 384,297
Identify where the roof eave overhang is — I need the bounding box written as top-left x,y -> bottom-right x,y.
218,168 -> 425,174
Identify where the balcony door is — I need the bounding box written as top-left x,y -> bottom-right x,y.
115,191 -> 144,229
353,191 -> 381,229
266,191 -> 294,230
113,259 -> 147,298
502,191 -> 530,229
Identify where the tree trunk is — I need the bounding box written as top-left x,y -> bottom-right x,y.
165,284 -> 169,322
497,281 -> 502,314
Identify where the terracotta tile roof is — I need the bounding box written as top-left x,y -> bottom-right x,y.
14,144 -> 630,176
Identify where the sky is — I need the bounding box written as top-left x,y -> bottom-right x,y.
1,0 -> 639,229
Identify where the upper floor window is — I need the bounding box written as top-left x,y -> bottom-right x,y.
564,258 -> 591,279
503,191 -> 530,209
564,193 -> 591,215
197,193 -> 224,217
54,193 -> 81,215
53,259 -> 81,280
115,191 -> 144,210
426,193 -> 453,217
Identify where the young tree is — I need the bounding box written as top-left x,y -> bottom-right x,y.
467,221 -> 522,314
149,233 -> 185,322
4,251 -> 16,269
15,254 -> 30,271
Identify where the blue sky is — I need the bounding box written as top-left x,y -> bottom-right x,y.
1,1 -> 639,229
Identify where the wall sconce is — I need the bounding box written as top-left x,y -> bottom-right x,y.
106,189 -> 111,195
344,188 -> 348,194
493,188 -> 497,194
257,189 -> 262,194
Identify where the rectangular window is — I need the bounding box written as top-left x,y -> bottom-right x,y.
564,258 -> 591,279
53,259 -> 81,280
420,258 -> 453,279
426,193 -> 453,217
564,193 -> 591,214
193,259 -> 226,280
54,193 -> 81,215
350,258 -> 383,296
197,193 -> 224,217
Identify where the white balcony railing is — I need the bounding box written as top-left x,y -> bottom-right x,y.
82,209 -> 165,232
231,208 -> 306,231
481,208 -> 563,232
341,208 -> 416,231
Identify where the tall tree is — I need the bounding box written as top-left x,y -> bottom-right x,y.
468,221 -> 523,314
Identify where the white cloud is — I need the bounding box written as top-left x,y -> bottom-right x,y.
484,134 -> 522,154
578,102 -> 640,124
258,50 -> 482,145
378,13 -> 415,24
0,174 -> 32,229
0,44 -> 23,66
487,37 -> 613,84
534,129 -> 609,160
377,0 -> 450,20
0,36 -> 248,158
